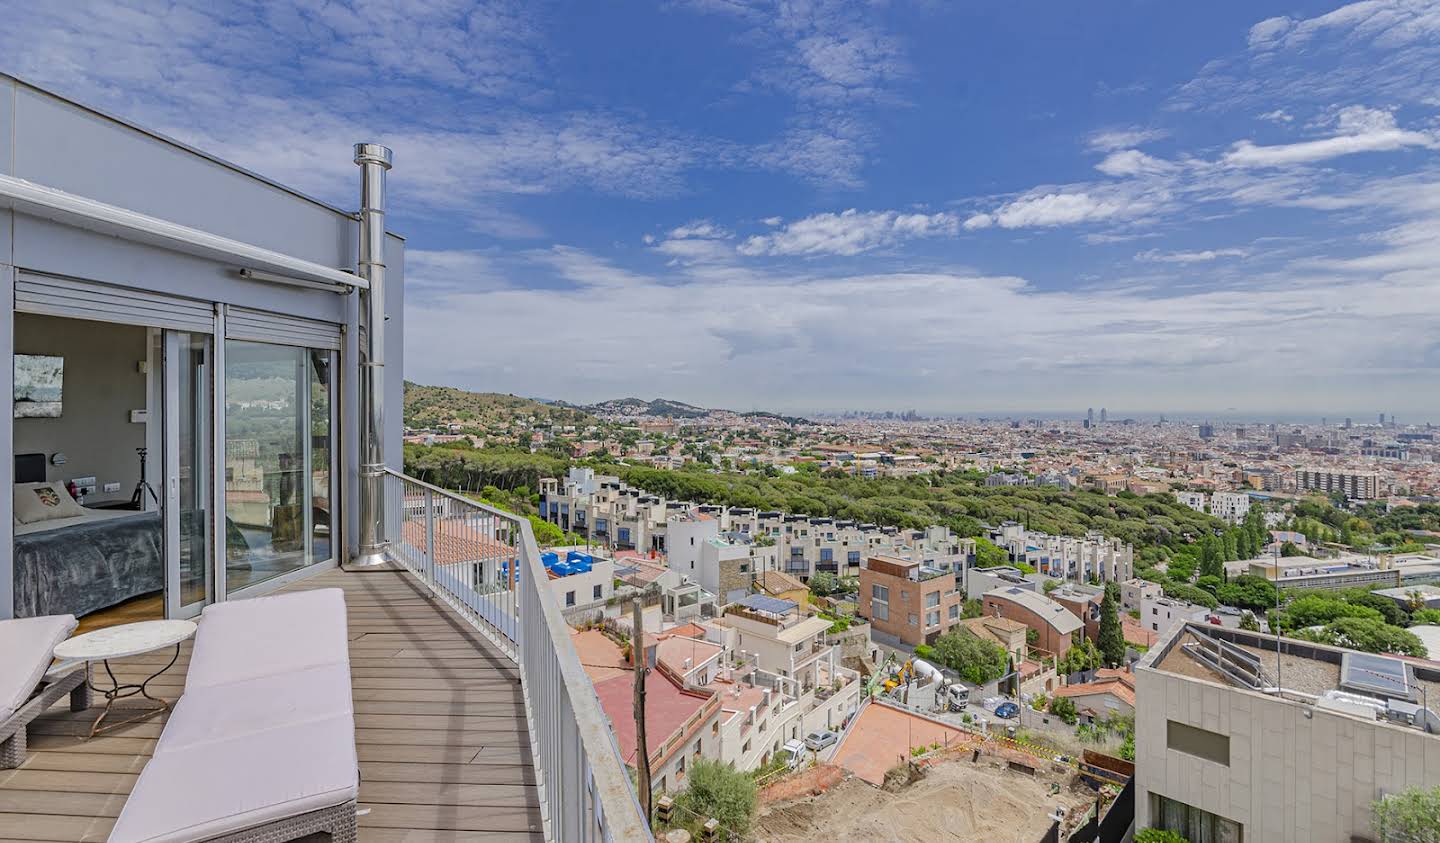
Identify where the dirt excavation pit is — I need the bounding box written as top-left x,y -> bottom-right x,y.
753,755 -> 1097,843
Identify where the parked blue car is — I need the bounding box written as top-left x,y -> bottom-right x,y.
993,702 -> 1020,719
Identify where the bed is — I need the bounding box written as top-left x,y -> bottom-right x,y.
13,508 -> 163,619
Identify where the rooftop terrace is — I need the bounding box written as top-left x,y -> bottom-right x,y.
1,568 -> 542,841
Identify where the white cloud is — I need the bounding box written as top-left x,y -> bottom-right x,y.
968,192 -> 1133,230
1258,109 -> 1295,124
1087,127 -> 1167,152
1135,248 -> 1249,263
1222,106 -> 1435,167
1095,150 -> 1177,178
736,209 -> 958,257
405,233 -> 1440,414
669,220 -> 732,240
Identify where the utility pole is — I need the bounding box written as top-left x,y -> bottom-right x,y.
632,598 -> 653,825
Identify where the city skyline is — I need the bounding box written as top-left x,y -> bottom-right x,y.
3,1 -> 1438,413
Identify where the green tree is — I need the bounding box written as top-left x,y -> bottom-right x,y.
932,630 -> 1008,685
1238,611 -> 1261,632
669,758 -> 758,838
962,598 -> 984,619
1135,830 -> 1189,843
1295,617 -> 1427,658
1370,784 -> 1440,843
1098,582 -> 1126,668
1059,638 -> 1102,675
1048,695 -> 1078,725
808,572 -> 839,597
1411,608 -> 1440,626
974,536 -> 1009,568
1280,541 -> 1304,557
1214,575 -> 1277,613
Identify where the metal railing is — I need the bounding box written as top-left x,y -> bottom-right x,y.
383,470 -> 652,843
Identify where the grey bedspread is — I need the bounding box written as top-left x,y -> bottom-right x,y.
13,512 -> 163,618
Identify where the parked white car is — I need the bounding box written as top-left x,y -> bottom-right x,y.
804,730 -> 840,751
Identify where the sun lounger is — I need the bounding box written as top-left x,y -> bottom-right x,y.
0,614 -> 90,768
108,589 -> 357,843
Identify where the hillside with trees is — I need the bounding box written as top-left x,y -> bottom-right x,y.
400,442 -> 1227,552
403,381 -> 595,429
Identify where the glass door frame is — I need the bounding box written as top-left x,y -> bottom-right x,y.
219,337 -> 341,602
161,329 -> 214,620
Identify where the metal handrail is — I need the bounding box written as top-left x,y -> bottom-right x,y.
382,469 -> 652,843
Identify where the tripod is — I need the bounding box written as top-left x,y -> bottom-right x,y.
130,447 -> 159,508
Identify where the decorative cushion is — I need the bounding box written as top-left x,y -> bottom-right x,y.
0,613 -> 78,721
13,481 -> 88,524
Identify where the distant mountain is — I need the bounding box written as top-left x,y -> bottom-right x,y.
585,397 -> 712,418
403,382 -> 595,429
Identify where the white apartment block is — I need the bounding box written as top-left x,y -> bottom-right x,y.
1135,623 -> 1440,843
1210,491 -> 1252,524
1174,490 -> 1208,514
1295,468 -> 1384,500
540,468 -> 975,585
992,522 -> 1134,585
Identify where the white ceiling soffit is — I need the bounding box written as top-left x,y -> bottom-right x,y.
0,174 -> 364,291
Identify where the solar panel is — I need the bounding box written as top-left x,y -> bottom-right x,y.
1340,652 -> 1413,700
736,594 -> 798,615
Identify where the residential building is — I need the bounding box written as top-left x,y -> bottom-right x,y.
960,615 -> 1028,661
1210,491 -> 1252,524
1050,667 -> 1136,722
857,555 -> 965,646
754,570 -> 808,604
964,564 -> 1035,600
1174,491 -> 1208,514
992,522 -> 1134,584
719,594 -> 836,692
1121,578 -> 1163,613
1135,622 -> 1440,842
1139,594 -> 1208,636
1245,554 -> 1440,592
1049,582 -> 1105,641
981,587 -> 1083,658
1295,468 -> 1384,500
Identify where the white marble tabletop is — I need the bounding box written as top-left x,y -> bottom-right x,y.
53,619 -> 198,661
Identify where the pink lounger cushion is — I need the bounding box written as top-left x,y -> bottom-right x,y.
0,614 -> 77,721
107,714 -> 358,843
185,588 -> 349,689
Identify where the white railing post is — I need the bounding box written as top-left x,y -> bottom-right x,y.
423,486 -> 435,585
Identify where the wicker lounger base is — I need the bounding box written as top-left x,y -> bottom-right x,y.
0,666 -> 91,769
205,798 -> 357,843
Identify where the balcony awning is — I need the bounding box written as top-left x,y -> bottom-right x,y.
0,174 -> 364,291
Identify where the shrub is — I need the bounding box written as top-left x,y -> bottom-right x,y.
1048,696 -> 1078,725
1371,784 -> 1440,843
671,759 -> 758,838
1135,830 -> 1189,843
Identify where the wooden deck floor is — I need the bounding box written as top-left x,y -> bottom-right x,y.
0,567 -> 543,842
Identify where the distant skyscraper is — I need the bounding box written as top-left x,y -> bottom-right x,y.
1087,407 -> 1094,425
1198,422 -> 1214,440
1100,407 -> 1108,423
1379,412 -> 1386,425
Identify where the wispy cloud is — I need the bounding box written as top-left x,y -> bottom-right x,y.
1087,127 -> 1168,152
1222,106 -> 1435,167
1135,248 -> 1248,264
736,209 -> 958,257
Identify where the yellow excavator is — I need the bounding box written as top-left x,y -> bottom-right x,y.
883,659 -> 914,692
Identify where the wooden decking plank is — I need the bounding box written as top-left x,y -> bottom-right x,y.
358,803 -> 543,833
357,762 -> 536,786
359,781 -> 537,807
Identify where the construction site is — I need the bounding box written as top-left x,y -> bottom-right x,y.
750,692 -> 1131,843
754,751 -> 1103,843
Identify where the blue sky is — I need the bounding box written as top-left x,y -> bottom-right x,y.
4,1 -> 1440,419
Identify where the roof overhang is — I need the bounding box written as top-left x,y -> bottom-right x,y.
0,174 -> 364,292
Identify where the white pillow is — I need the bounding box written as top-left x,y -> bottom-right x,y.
14,481 -> 88,524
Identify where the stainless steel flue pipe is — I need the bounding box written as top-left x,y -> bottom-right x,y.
353,142 -> 393,567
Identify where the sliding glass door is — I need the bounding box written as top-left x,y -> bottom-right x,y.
163,331 -> 212,619
223,341 -> 334,595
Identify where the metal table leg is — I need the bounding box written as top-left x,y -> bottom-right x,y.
86,644 -> 180,738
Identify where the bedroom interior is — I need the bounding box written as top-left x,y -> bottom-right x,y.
11,313 -> 336,629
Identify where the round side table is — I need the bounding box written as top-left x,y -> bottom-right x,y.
53,619 -> 198,738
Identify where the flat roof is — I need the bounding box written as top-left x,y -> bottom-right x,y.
735,594 -> 798,615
